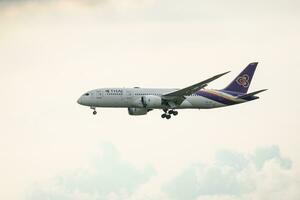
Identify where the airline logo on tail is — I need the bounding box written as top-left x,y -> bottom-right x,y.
236,74 -> 250,88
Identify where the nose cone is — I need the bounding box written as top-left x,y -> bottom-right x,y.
77,97 -> 82,105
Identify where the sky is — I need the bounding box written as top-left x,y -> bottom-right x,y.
0,0 -> 300,200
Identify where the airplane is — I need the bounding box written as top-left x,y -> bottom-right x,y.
77,62 -> 267,119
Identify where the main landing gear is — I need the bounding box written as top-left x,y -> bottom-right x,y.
91,107 -> 97,115
161,109 -> 178,120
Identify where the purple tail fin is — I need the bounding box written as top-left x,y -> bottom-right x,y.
224,62 -> 258,94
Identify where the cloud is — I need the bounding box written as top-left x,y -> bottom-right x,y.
20,145 -> 300,200
0,0 -> 148,18
1,0 -> 298,26
164,146 -> 299,200
0,0 -> 104,5
0,0 -> 149,9
251,145 -> 292,169
27,143 -> 155,200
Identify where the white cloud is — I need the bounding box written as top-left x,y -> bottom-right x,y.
0,0 -> 153,11
26,143 -> 155,200
25,145 -> 300,200
164,146 -> 299,200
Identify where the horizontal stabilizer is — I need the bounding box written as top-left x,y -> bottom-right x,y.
237,89 -> 268,99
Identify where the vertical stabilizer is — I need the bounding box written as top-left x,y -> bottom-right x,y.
224,62 -> 258,94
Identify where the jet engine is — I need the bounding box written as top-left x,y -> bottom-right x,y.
128,107 -> 148,115
141,95 -> 162,108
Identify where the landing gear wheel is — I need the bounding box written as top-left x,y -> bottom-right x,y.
161,113 -> 167,118
91,107 -> 97,115
166,115 -> 171,119
168,110 -> 174,115
173,111 -> 178,116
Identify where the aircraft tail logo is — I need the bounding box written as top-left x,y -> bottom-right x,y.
236,74 -> 250,88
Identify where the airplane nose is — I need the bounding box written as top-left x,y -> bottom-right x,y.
77,97 -> 82,105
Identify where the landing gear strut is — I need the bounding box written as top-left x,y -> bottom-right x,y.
91,107 -> 97,115
161,109 -> 178,119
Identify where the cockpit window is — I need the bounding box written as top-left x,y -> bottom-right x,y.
84,93 -> 90,96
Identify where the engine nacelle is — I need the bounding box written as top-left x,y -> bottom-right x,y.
141,95 -> 162,108
128,107 -> 148,115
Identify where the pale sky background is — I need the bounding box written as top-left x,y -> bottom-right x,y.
1,0 -> 300,200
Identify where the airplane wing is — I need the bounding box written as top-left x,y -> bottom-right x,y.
161,71 -> 230,106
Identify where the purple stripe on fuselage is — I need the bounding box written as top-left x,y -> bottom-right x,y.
220,90 -> 258,101
219,90 -> 243,97
195,91 -> 237,105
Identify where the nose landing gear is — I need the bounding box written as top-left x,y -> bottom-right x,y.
91,107 -> 97,115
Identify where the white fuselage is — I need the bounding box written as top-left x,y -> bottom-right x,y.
77,87 -> 242,109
